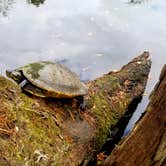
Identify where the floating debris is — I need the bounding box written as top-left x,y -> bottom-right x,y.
82,66 -> 90,72
109,23 -> 113,27
55,33 -> 62,38
48,49 -> 55,55
87,32 -> 94,37
113,7 -> 119,11
125,23 -> 129,27
104,10 -> 110,14
90,17 -> 95,21
96,53 -> 104,57
60,42 -> 65,46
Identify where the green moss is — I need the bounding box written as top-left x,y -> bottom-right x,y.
91,94 -> 113,148
92,92 -> 130,149
9,102 -> 65,165
95,76 -> 119,90
0,76 -> 69,165
88,74 -> 131,150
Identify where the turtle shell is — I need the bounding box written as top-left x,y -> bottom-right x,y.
19,61 -> 87,98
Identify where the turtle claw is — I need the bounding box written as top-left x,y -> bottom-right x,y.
79,102 -> 86,111
75,96 -> 86,111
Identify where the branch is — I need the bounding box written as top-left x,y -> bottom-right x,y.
0,52 -> 151,166
103,64 -> 166,166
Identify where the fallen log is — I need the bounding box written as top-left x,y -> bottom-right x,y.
0,52 -> 151,166
102,64 -> 166,166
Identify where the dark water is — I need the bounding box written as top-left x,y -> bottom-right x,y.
0,0 -> 165,134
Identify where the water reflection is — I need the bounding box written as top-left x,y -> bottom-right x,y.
27,0 -> 46,6
129,0 -> 145,4
0,0 -> 165,133
0,0 -> 14,16
0,0 -> 45,17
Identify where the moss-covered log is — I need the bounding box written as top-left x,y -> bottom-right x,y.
102,64 -> 166,166
0,52 -> 151,166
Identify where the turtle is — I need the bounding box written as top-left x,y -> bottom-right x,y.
6,61 -> 88,110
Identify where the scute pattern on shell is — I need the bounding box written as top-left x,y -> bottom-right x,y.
21,61 -> 87,97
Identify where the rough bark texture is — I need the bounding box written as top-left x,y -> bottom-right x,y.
103,64 -> 166,166
0,52 -> 151,166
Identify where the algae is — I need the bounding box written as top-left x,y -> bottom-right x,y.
25,62 -> 45,79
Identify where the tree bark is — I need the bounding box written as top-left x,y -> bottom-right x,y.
0,52 -> 151,166
102,64 -> 166,166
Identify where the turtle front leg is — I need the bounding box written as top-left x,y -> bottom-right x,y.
75,96 -> 86,111
19,79 -> 29,88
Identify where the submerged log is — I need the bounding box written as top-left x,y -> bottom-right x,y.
103,64 -> 166,166
0,52 -> 151,166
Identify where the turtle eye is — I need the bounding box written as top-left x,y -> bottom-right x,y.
12,71 -> 22,81
14,71 -> 21,77
6,70 -> 12,78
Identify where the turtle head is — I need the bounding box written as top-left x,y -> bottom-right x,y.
6,70 -> 23,83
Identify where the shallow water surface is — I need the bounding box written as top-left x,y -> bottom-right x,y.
0,0 -> 165,133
